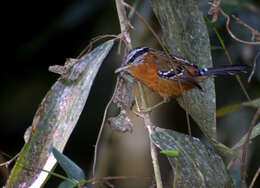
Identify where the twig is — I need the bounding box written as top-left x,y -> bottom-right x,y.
248,50 -> 260,83
208,0 -> 222,22
241,107 -> 260,188
116,1 -> 163,186
77,34 -> 122,58
204,16 -> 251,101
115,0 -> 132,49
226,158 -> 236,170
92,77 -> 121,176
218,7 -> 260,45
232,14 -> 260,41
0,153 -> 19,167
249,167 -> 260,188
136,82 -> 163,188
104,180 -> 115,188
127,0 -> 140,19
88,35 -> 127,178
92,1 -> 133,177
88,175 -> 152,185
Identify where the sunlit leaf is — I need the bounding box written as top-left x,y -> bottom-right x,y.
6,39 -> 114,187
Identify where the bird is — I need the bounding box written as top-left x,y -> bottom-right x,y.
115,47 -> 249,98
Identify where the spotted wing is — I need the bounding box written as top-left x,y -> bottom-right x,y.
148,49 -> 202,89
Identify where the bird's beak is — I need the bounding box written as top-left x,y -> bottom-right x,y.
114,64 -> 132,73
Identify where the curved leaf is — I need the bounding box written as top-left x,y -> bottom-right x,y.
51,147 -> 85,181
216,98 -> 260,117
6,40 -> 114,187
151,127 -> 234,188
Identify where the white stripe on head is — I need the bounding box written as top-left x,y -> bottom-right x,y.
124,47 -> 149,65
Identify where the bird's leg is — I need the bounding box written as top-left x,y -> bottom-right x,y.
137,97 -> 170,113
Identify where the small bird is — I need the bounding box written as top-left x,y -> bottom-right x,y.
115,47 -> 249,98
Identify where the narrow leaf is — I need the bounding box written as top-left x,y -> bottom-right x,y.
216,104 -> 242,117
6,40 -> 114,187
216,98 -> 260,117
51,147 -> 85,181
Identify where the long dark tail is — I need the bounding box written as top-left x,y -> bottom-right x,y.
197,65 -> 249,76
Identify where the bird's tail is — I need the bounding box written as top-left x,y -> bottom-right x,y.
197,65 -> 249,76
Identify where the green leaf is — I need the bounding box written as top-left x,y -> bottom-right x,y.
216,104 -> 242,117
216,98 -> 260,117
160,150 -> 179,157
151,127 -> 234,188
51,147 -> 85,181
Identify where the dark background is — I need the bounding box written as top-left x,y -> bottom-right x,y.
0,0 -> 260,187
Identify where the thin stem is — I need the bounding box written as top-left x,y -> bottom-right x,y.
136,82 -> 163,188
217,6 -> 260,45
173,158 -> 179,188
115,1 -> 162,187
249,167 -> 260,188
115,0 -> 132,50
241,108 -> 260,188
0,153 -> 19,167
93,77 -> 121,176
